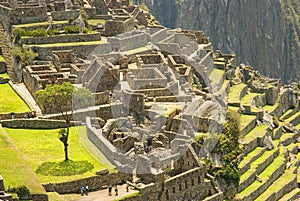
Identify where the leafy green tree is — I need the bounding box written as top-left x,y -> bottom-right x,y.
11,46 -> 37,67
36,82 -> 93,161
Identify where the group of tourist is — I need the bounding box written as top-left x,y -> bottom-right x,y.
80,185 -> 89,196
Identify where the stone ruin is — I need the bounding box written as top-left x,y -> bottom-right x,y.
0,175 -> 13,201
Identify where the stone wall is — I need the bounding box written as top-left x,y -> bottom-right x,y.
107,31 -> 149,51
0,61 -> 6,73
104,17 -> 135,36
10,7 -> 48,24
86,117 -> 134,169
0,119 -> 79,129
32,43 -> 102,60
51,10 -> 80,21
42,172 -> 132,194
20,33 -> 102,45
0,111 -> 32,120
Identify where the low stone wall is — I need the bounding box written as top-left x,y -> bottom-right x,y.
204,192 -> 224,201
31,194 -> 48,201
240,116 -> 257,137
42,172 -> 131,194
32,43 -> 102,60
20,33 -> 102,45
0,77 -> 9,84
0,61 -> 6,73
51,10 -> 80,21
1,119 -> 80,129
0,112 -> 32,120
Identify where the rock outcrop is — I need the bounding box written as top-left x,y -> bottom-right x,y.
135,0 -> 300,83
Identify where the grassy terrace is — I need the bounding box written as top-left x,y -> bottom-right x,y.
280,108 -> 294,120
209,68 -> 224,87
29,40 -> 103,47
0,83 -> 29,113
239,114 -> 257,131
227,83 -> 247,104
5,126 -> 114,183
0,125 -> 45,193
238,147 -> 265,170
241,92 -> 263,106
0,73 -> 9,79
255,168 -> 296,201
88,19 -> 106,26
243,124 -> 267,143
124,45 -> 151,55
239,148 -> 278,185
263,101 -> 279,113
237,150 -> 286,199
13,20 -> 68,28
228,105 -> 239,113
0,55 -> 5,62
278,188 -> 300,201
284,109 -> 300,124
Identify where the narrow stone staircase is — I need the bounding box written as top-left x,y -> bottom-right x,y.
0,24 -> 19,83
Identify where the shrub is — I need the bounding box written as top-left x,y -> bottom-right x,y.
64,25 -> 80,34
29,28 -> 48,37
8,185 -> 30,198
47,29 -> 60,36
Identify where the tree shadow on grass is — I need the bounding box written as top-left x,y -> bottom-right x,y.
36,160 -> 94,176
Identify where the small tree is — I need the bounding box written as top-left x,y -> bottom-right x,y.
11,46 -> 37,67
36,82 -> 93,161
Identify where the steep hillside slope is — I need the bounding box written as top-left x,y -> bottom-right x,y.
135,0 -> 300,83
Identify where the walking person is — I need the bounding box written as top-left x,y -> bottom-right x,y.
108,184 -> 112,196
80,186 -> 85,196
85,185 -> 88,195
115,185 -> 118,196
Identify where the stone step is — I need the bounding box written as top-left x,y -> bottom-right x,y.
235,151 -> 286,201
254,168 -> 297,201
278,187 -> 300,201
238,148 -> 279,193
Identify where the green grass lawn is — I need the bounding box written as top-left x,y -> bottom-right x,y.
0,55 -> 5,62
47,192 -> 81,201
0,83 -> 30,113
243,124 -> 267,143
5,126 -> 114,183
0,73 -> 9,79
241,92 -> 263,106
0,125 -> 45,194
30,40 -> 103,47
88,19 -> 106,26
227,83 -> 247,104
13,21 -> 68,28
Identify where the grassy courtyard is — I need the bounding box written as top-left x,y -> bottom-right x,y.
0,83 -> 30,113
5,126 -> 114,184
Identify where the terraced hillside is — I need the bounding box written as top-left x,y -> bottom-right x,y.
225,67 -> 300,200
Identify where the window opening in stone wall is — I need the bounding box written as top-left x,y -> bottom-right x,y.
173,187 -> 175,193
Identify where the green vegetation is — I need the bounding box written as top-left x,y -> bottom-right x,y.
11,46 -> 37,67
199,111 -> 242,186
5,126 -> 112,183
237,151 -> 286,198
239,114 -> 257,131
64,25 -> 80,34
238,147 -> 265,170
138,3 -> 149,11
88,19 -> 106,26
114,192 -> 140,201
13,21 -> 68,28
0,55 -> 5,62
227,83 -> 247,104
29,40 -> 103,47
0,84 -> 29,113
36,160 -> 94,176
241,92 -> 263,106
0,126 -> 45,193
47,192 -> 81,201
0,73 -> 9,79
243,124 -> 267,143
36,82 -> 93,161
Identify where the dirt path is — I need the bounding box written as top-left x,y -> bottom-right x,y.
77,184 -> 139,201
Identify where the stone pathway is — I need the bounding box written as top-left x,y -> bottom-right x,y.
9,82 -> 42,116
76,184 -> 139,201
